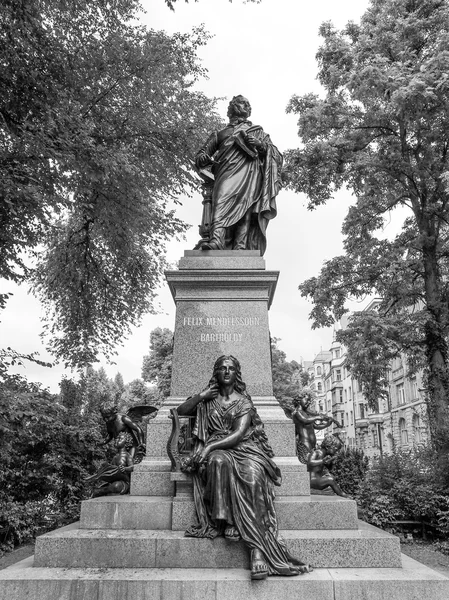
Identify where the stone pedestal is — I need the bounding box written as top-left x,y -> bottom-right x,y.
148,250 -> 295,458
166,250 -> 277,399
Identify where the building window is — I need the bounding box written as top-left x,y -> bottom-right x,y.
399,418 -> 408,445
317,382 -> 322,392
316,366 -> 322,376
359,404 -> 365,419
336,369 -> 342,381
373,428 -> 378,448
335,349 -> 341,359
350,411 -> 353,425
339,389 -> 343,403
397,383 -> 406,405
411,379 -> 419,400
413,414 -> 421,444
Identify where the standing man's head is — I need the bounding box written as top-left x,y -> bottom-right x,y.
227,95 -> 251,120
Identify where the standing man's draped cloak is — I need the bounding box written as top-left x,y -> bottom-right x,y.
197,121 -> 282,255
184,394 -> 304,576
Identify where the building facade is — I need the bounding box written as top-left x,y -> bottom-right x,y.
308,306 -> 430,458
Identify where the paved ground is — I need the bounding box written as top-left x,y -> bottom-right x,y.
2,539 -> 449,574
401,541 -> 449,577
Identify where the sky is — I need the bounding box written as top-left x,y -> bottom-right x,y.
0,0 -> 373,392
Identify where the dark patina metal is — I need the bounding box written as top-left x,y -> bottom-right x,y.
194,96 -> 282,255
176,355 -> 312,579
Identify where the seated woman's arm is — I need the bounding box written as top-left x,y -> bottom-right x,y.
177,384 -> 219,416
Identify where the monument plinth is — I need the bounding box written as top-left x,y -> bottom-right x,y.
147,250 -> 296,458
167,250 -> 277,399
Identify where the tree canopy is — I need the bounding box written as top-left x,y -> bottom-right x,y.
271,337 -> 308,400
1,0 -> 222,366
284,0 -> 449,449
142,327 -> 174,399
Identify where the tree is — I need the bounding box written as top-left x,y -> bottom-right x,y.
284,0 -> 449,450
270,337 -> 307,399
142,327 -> 173,399
0,371 -> 105,553
1,0 -> 222,365
80,366 -> 118,415
120,377 -> 159,408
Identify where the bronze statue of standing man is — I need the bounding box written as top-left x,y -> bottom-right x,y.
195,96 -> 282,255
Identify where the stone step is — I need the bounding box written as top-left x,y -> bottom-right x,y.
1,555 -> 448,600
131,456 -> 310,496
80,494 -> 358,531
34,521 -> 401,569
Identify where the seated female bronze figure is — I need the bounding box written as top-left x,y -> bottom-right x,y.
177,355 -> 312,580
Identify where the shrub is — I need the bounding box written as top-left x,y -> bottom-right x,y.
0,374 -> 106,555
355,446 -> 449,534
332,447 -> 370,497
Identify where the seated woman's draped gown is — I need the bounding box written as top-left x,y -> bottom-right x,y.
184,393 -> 304,576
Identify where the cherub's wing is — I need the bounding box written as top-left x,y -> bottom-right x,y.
126,404 -> 158,424
277,398 -> 294,420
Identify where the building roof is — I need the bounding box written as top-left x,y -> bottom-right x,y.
313,351 -> 332,363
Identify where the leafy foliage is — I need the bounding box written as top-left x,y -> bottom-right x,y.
284,0 -> 449,448
332,447 -> 369,497
120,378 -> 160,409
356,446 -> 449,531
1,0 -> 222,366
271,337 -> 307,400
142,327 -> 174,399
0,373 -> 106,554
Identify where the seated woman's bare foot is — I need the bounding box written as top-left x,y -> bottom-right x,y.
250,549 -> 268,580
224,525 -> 241,542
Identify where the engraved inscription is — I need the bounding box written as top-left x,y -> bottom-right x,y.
182,315 -> 261,343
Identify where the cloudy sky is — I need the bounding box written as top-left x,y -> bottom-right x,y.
1,0 -> 372,391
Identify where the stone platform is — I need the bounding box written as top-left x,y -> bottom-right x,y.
80,494 -> 359,531
2,460 -> 449,599
2,554 -> 448,600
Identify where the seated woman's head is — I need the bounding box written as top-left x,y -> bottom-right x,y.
210,355 -> 247,394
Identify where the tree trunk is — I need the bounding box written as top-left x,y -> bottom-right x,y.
421,235 -> 449,453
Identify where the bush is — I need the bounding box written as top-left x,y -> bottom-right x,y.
0,374 -> 107,555
332,447 -> 370,497
355,446 -> 449,535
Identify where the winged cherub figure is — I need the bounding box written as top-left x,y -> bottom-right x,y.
99,401 -> 157,464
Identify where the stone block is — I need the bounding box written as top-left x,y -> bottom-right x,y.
132,455 -> 309,496
0,561 -> 337,600
80,496 -> 172,530
331,554 -> 449,600
276,456 -> 310,496
179,250 -> 266,271
263,421 -> 296,456
171,496 -> 357,532
275,495 -> 358,530
130,469 -> 174,496
281,521 -> 402,569
146,420 -> 173,457
167,295 -> 277,398
34,524 -> 158,569
172,497 -> 197,530
2,558 -> 449,600
34,521 -> 402,569
165,251 -> 279,399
